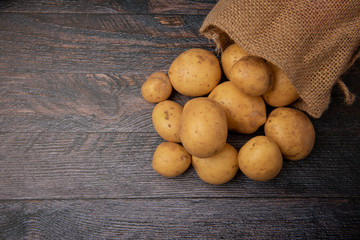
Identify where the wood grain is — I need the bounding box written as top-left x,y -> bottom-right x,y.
0,0 -> 216,14
0,131 -> 358,200
0,73 -> 193,132
0,73 -> 152,132
0,13 -> 210,74
1,198 -> 359,239
149,0 -> 217,14
1,69 -> 359,133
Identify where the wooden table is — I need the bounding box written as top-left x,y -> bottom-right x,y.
1,1 -> 359,239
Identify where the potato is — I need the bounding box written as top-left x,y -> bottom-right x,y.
221,43 -> 250,79
192,143 -> 239,185
264,107 -> 315,161
152,100 -> 183,142
141,71 -> 172,103
168,48 -> 221,97
229,56 -> 272,96
180,97 -> 227,158
263,63 -> 299,107
238,136 -> 283,181
152,142 -> 191,178
208,81 -> 267,134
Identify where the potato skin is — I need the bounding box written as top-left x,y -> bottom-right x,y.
180,97 -> 227,158
152,142 -> 191,178
221,43 -> 250,79
152,100 -> 183,142
265,107 -> 315,161
208,81 -> 267,134
192,143 -> 239,185
238,136 -> 283,181
141,71 -> 172,103
168,48 -> 221,97
229,56 -> 272,97
263,63 -> 299,107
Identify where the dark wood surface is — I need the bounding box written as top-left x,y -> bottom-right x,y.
0,1 -> 359,239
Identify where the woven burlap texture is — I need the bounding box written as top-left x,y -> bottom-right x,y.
200,0 -> 360,118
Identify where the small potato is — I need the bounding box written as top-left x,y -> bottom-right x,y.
180,97 -> 227,158
192,143 -> 239,185
152,142 -> 191,178
229,56 -> 272,96
152,100 -> 183,142
208,81 -> 267,134
221,43 -> 250,79
141,71 -> 172,103
238,136 -> 283,181
265,107 -> 315,161
168,48 -> 221,97
263,63 -> 299,107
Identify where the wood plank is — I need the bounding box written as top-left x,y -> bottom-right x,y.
0,13 -> 212,74
0,73 -> 192,132
0,73 -> 154,133
149,0 -> 217,14
0,198 -> 359,239
1,69 -> 359,133
0,131 -> 359,200
0,0 -> 216,14
0,0 -> 137,14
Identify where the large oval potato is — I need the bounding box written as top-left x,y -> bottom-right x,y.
152,100 -> 183,142
238,136 -> 283,181
229,56 -> 272,97
262,63 -> 299,107
221,43 -> 250,79
180,97 -> 227,158
208,81 -> 267,134
192,143 -> 239,185
141,71 -> 172,103
152,142 -> 191,178
265,107 -> 315,161
168,48 -> 221,97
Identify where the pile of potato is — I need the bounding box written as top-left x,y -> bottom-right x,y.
141,44 -> 315,184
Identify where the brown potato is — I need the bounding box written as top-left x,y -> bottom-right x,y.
168,48 -> 221,97
238,136 -> 283,181
265,107 -> 315,161
152,100 -> 183,142
192,143 -> 239,185
221,43 -> 250,79
152,142 -> 191,178
180,97 -> 227,158
208,81 -> 267,134
141,71 -> 172,103
229,56 -> 272,97
263,63 -> 299,107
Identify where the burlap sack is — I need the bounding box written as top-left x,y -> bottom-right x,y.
200,0 -> 360,118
